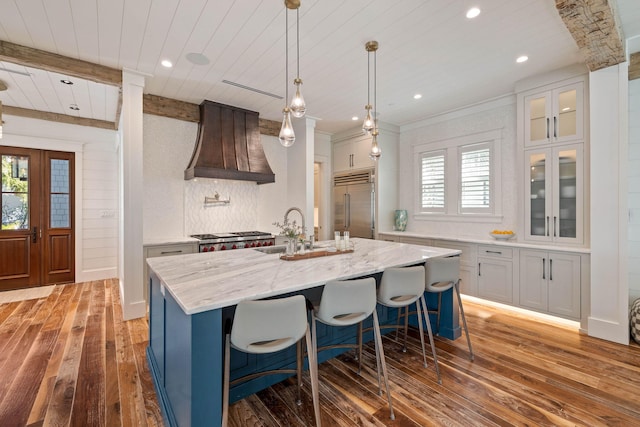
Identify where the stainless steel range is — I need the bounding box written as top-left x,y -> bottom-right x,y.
190,231 -> 275,252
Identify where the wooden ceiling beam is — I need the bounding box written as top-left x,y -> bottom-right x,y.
142,94 -> 281,137
3,105 -> 117,130
630,52 -> 640,81
0,40 -> 121,86
555,0 -> 625,72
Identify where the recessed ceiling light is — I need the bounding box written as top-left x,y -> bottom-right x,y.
516,55 -> 529,63
414,94 -> 422,100
186,52 -> 210,66
60,79 -> 73,85
351,116 -> 359,121
161,59 -> 173,68
466,7 -> 481,19
69,104 -> 80,111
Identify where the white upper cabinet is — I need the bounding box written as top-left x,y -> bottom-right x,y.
524,81 -> 584,147
333,138 -> 375,173
524,144 -> 584,245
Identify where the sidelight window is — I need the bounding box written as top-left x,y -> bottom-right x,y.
1,155 -> 29,230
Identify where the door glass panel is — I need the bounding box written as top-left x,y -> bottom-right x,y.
1,155 -> 29,230
557,89 -> 577,138
50,159 -> 70,228
529,153 -> 546,236
558,150 -> 577,238
529,97 -> 547,141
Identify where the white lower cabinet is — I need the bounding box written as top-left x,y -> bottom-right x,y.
477,246 -> 514,304
144,242 -> 197,302
519,249 -> 580,319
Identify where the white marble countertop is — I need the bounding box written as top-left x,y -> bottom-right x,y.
147,238 -> 461,315
378,231 -> 591,254
143,237 -> 199,247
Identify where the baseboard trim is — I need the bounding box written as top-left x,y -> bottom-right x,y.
587,316 -> 630,345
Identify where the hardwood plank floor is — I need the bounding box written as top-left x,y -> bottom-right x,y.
1,279 -> 639,426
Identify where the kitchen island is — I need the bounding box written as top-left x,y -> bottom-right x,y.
146,238 -> 461,427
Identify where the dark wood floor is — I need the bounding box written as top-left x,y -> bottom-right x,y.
1,279 -> 640,426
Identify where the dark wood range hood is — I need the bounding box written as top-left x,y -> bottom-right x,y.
184,100 -> 275,184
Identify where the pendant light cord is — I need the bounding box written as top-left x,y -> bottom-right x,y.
285,9 -> 289,103
373,48 -> 377,129
296,8 -> 300,78
367,50 -> 371,106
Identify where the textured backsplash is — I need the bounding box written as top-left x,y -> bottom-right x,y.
184,178 -> 259,235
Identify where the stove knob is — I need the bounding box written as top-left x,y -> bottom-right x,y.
244,243 -> 250,248
232,244 -> 237,250
251,242 -> 256,247
210,246 -> 215,251
202,247 -> 208,252
220,245 -> 226,250
268,241 -> 274,246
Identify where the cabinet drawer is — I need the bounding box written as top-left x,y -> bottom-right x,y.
431,240 -> 476,265
399,236 -> 432,246
146,243 -> 196,258
478,245 -> 512,259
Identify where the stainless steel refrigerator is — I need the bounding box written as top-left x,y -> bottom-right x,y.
333,170 -> 374,239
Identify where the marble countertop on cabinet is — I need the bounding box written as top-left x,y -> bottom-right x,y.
143,237 -> 199,247
379,231 -> 591,254
146,238 -> 460,315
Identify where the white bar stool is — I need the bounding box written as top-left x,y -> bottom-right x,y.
222,295 -> 321,427
424,256 -> 474,361
311,277 -> 395,421
378,265 -> 442,383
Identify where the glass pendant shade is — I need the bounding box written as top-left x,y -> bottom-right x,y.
279,108 -> 295,147
369,132 -> 381,160
362,106 -> 374,134
290,78 -> 306,118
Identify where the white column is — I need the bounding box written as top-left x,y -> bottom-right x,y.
119,69 -> 147,320
588,62 -> 629,344
288,117 -> 316,236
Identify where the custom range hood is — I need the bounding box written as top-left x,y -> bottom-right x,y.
184,100 -> 275,184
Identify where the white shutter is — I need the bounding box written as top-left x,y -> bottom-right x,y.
460,143 -> 491,213
420,151 -> 445,212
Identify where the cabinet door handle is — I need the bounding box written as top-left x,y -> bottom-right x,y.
478,262 -> 481,276
553,116 -> 557,138
486,250 -> 502,255
549,259 -> 553,281
546,117 -> 550,139
161,250 -> 183,255
542,258 -> 546,279
546,216 -> 550,236
553,216 -> 557,237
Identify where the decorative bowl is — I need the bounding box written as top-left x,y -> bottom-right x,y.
490,232 -> 515,240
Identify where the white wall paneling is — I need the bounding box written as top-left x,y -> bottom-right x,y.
628,76 -> 640,303
588,63 -> 629,345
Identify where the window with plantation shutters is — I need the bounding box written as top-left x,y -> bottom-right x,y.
459,143 -> 491,213
420,151 -> 445,212
413,129 -> 501,221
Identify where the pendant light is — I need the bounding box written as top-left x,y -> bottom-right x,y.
0,101 -> 3,139
362,41 -> 377,135
279,1 -> 298,147
366,41 -> 381,160
289,5 -> 306,118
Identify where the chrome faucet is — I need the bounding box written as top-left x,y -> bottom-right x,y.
284,207 -> 314,249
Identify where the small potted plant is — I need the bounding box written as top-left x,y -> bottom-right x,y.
273,219 -> 305,256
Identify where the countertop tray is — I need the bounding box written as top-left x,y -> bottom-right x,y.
280,249 -> 353,261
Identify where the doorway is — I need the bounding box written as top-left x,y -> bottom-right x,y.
0,146 -> 75,290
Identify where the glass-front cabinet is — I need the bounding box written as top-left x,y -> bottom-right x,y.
524,82 -> 583,147
524,144 -> 583,244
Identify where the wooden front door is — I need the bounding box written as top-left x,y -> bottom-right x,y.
0,147 -> 75,290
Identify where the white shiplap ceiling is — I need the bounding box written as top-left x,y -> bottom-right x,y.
0,0 -> 639,134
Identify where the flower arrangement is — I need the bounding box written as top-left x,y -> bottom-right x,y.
273,219 -> 305,240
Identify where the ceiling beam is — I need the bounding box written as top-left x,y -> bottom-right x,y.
555,0 -> 625,71
142,94 -> 281,137
0,40 -> 121,86
3,105 -> 117,130
630,52 -> 640,80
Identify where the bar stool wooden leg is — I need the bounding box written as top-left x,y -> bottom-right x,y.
296,340 -> 303,405
305,326 -> 322,427
357,322 -> 363,374
415,299 -> 428,368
